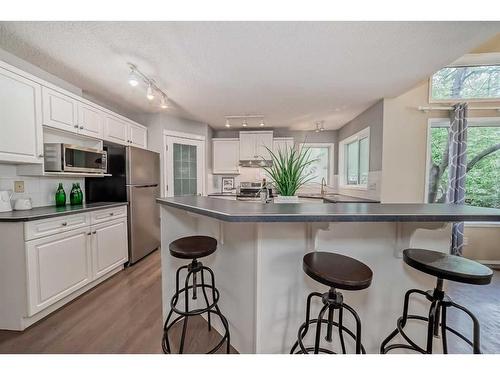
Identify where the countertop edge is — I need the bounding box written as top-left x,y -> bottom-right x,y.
0,202 -> 129,222
157,198 -> 500,223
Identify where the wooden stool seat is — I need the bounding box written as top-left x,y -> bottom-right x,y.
169,236 -> 217,259
303,252 -> 373,291
403,249 -> 493,285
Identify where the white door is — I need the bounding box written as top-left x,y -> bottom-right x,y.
0,66 -> 43,163
103,115 -> 128,145
91,218 -> 128,279
78,102 -> 103,138
26,228 -> 92,316
165,135 -> 205,197
128,122 -> 147,149
42,87 -> 78,132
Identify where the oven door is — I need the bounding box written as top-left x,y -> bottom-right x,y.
63,145 -> 107,173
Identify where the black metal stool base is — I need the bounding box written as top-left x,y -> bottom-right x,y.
290,289 -> 365,354
162,259 -> 231,354
380,278 -> 481,354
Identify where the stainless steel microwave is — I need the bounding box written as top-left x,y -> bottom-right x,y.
44,143 -> 107,174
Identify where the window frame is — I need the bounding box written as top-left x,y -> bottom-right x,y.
298,142 -> 335,186
338,127 -> 370,190
428,53 -> 500,103
424,117 -> 500,226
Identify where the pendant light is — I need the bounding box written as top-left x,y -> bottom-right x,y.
146,83 -> 155,101
259,120 -> 265,127
242,119 -> 248,127
225,119 -> 231,128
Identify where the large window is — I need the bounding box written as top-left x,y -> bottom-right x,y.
430,64 -> 500,102
299,143 -> 334,184
426,118 -> 500,209
339,127 -> 370,188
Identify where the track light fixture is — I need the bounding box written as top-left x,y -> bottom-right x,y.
160,95 -> 169,109
127,63 -> 169,109
224,114 -> 265,128
146,83 -> 155,101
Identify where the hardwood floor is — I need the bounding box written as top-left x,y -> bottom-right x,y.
0,250 -> 235,354
0,248 -> 497,354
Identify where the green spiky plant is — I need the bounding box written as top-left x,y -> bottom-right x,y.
262,145 -> 318,196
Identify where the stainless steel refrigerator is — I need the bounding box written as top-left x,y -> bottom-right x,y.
85,144 -> 160,264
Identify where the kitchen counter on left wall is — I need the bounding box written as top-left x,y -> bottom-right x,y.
0,202 -> 128,222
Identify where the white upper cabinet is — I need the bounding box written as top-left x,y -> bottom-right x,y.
239,131 -> 273,160
77,102 -> 103,138
42,87 -> 78,132
273,137 -> 294,154
103,114 -> 129,145
213,138 -> 240,174
128,122 -> 147,149
0,65 -> 43,164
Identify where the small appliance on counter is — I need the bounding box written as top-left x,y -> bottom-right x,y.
0,190 -> 13,212
13,198 -> 32,211
237,181 -> 273,202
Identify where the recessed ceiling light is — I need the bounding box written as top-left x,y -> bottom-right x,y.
225,119 -> 231,128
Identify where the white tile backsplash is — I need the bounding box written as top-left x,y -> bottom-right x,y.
0,164 -> 85,207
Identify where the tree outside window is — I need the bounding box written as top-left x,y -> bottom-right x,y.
427,120 -> 500,209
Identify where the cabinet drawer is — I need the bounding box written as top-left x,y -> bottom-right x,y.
90,205 -> 127,225
25,213 -> 90,241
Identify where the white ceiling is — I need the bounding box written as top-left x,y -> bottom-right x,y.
0,22 -> 498,130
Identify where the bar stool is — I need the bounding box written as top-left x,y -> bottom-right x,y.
162,235 -> 231,354
290,252 -> 373,354
380,248 -> 493,354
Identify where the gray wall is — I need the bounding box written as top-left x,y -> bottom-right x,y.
337,100 -> 384,171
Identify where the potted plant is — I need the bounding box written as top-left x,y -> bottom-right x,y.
262,145 -> 317,203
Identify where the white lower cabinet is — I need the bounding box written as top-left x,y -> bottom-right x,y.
92,219 -> 128,279
21,208 -> 128,322
26,228 -> 92,315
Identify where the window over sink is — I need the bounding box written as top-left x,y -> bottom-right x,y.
338,127 -> 370,189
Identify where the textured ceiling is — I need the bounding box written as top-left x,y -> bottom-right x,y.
0,21 -> 499,130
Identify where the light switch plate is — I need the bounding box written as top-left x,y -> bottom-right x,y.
14,180 -> 24,193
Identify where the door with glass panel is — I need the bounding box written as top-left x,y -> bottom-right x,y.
165,136 -> 205,197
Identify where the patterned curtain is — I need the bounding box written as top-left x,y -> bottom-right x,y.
447,103 -> 468,256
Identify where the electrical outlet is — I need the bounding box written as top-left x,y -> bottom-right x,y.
14,181 -> 24,193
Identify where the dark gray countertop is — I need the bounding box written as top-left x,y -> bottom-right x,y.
298,193 -> 379,203
0,202 -> 128,222
157,196 -> 500,223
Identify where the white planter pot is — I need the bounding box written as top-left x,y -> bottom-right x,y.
273,195 -> 299,204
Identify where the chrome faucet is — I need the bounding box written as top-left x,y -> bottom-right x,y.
320,177 -> 327,196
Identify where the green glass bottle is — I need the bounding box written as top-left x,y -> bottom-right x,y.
55,183 -> 66,207
70,183 -> 79,205
76,182 -> 83,205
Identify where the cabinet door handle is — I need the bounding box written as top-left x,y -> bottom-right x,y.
61,222 -> 67,226
92,231 -> 97,234
87,232 -> 91,236
79,126 -> 84,130
74,125 -> 79,128
38,154 -> 44,158
110,212 -> 114,216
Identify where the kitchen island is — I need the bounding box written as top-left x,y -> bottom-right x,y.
157,196 -> 500,353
